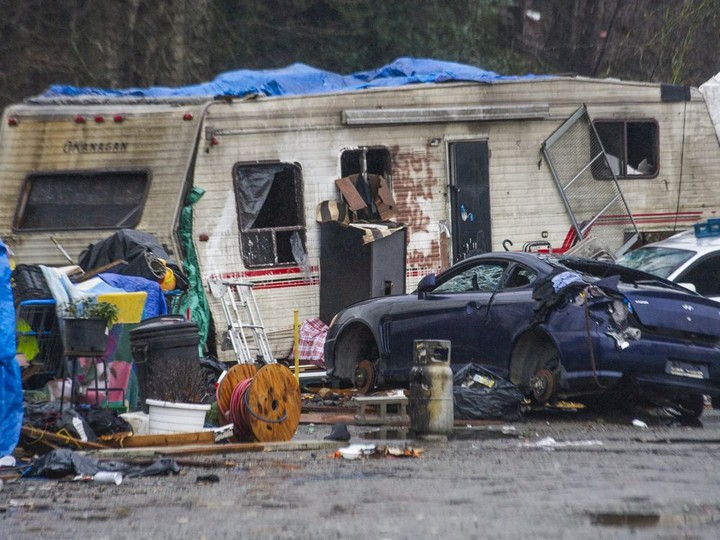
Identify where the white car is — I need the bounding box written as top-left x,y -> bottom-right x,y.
617,226 -> 720,302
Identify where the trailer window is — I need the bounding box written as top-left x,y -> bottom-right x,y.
234,163 -> 306,268
13,170 -> 149,231
341,147 -> 392,181
594,120 -> 658,178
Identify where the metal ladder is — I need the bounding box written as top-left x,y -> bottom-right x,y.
215,280 -> 275,365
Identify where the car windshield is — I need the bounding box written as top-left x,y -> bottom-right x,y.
616,246 -> 695,278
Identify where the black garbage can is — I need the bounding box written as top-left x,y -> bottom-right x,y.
130,315 -> 201,412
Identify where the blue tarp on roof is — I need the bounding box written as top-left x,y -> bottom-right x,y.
41,57 -> 545,100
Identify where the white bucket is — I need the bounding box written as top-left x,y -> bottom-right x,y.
146,399 -> 211,434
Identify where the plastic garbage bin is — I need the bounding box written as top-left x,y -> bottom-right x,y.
130,315 -> 201,412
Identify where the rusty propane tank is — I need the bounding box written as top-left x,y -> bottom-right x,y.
408,340 -> 454,437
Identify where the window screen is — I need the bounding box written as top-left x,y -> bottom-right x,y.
14,170 -> 150,231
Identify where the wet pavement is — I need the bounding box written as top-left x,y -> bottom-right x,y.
3,406 -> 720,539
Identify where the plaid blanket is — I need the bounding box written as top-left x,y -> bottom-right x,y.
288,317 -> 328,367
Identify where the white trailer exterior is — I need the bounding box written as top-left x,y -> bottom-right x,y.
1,75 -> 718,361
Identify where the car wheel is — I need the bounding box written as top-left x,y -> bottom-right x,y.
530,367 -> 556,404
510,331 -> 561,405
354,359 -> 376,395
675,393 -> 705,418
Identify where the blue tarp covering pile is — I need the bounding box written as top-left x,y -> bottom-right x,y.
41,57 -> 545,100
0,240 -> 22,456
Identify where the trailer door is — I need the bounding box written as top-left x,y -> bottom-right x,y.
449,140 -> 491,263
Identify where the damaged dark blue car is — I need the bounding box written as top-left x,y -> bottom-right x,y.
324,252 -> 720,417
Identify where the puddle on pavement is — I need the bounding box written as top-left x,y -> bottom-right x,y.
589,506 -> 720,528
361,428 -> 409,440
360,426 -> 518,441
589,511 -> 660,527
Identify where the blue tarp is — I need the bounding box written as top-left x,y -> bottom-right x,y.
41,57 -> 546,100
0,241 -> 23,457
98,273 -> 168,320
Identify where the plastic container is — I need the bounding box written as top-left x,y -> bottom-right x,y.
694,218 -> 720,238
62,317 -> 109,356
146,399 -> 210,434
408,340 -> 454,436
130,315 -> 201,412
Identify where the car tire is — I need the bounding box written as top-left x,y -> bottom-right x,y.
675,393 -> 705,418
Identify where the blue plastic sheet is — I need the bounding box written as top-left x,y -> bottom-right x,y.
0,240 -> 23,456
40,57 -> 546,100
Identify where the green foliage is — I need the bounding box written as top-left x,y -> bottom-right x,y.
1,0 -> 720,110
64,298 -> 119,329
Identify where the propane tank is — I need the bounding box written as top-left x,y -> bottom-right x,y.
408,340 -> 454,437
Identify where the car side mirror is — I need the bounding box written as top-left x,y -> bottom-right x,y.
417,273 -> 436,298
678,282 -> 697,293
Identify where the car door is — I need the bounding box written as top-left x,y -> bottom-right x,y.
675,253 -> 720,301
382,260 -> 507,378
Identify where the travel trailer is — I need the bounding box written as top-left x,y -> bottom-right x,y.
1,60 -> 719,361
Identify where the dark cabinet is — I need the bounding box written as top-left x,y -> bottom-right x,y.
319,222 -> 406,324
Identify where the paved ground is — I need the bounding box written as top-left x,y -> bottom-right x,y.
3,406 -> 720,539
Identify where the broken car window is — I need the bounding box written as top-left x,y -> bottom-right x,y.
434,263 -> 506,293
617,246 -> 695,279
13,170 -> 150,231
233,162 -> 306,268
505,266 -> 537,288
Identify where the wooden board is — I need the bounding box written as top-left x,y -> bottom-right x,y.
89,439 -> 344,458
216,363 -> 257,422
247,364 -> 301,442
102,430 -> 216,448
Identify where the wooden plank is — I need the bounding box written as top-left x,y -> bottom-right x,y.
102,430 -> 217,448
87,439 -> 344,458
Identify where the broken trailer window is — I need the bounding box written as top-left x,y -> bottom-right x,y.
13,170 -> 150,231
594,120 -> 658,178
340,147 -> 392,182
233,162 -> 306,268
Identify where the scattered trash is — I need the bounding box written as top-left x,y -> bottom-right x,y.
0,455 -> 17,467
453,364 -> 524,420
632,419 -> 649,428
324,423 -> 351,441
338,444 -> 375,460
308,423 -> 316,434
196,474 -> 220,483
332,444 -> 423,459
520,436 -> 604,449
93,471 -> 123,485
25,447 -> 180,479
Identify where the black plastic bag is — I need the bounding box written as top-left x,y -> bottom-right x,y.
25,448 -> 181,479
453,364 -> 524,420
76,406 -> 133,437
